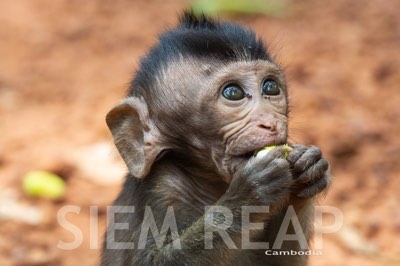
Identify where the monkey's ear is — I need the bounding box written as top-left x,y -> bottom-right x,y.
106,97 -> 162,179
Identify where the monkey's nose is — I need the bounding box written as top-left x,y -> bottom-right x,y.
258,122 -> 277,133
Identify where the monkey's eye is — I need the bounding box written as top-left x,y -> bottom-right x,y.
261,79 -> 280,96
222,84 -> 246,101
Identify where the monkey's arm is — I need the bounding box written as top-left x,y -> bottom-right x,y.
271,144 -> 330,263
103,149 -> 293,266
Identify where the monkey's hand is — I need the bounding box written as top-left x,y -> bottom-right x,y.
287,144 -> 331,199
227,148 -> 293,215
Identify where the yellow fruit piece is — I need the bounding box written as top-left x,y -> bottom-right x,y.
22,171 -> 66,199
255,144 -> 292,159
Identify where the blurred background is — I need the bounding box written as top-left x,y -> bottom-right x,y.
0,0 -> 399,265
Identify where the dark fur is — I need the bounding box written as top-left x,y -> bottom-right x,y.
130,11 -> 271,97
102,11 -> 330,266
127,12 -> 273,161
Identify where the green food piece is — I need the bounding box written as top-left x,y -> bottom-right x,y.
255,144 -> 292,159
22,171 -> 66,199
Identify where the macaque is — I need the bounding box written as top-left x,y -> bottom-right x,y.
102,11 -> 330,266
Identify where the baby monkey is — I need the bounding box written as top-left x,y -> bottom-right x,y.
102,11 -> 330,266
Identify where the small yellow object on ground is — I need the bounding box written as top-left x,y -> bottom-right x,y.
22,171 -> 66,199
255,144 -> 292,159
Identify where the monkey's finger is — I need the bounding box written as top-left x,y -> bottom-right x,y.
258,157 -> 291,179
296,172 -> 330,199
255,169 -> 293,204
244,152 -> 290,180
286,144 -> 308,166
253,158 -> 293,190
296,158 -> 329,184
291,145 -> 322,174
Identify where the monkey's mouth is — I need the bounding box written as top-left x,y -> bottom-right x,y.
227,132 -> 287,157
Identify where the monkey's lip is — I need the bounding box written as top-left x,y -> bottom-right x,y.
226,133 -> 287,158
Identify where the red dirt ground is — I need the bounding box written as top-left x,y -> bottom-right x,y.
0,0 -> 399,265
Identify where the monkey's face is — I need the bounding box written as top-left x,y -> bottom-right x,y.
153,58 -> 289,182
208,60 -> 289,181
106,58 -> 288,181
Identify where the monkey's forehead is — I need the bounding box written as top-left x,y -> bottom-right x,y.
156,58 -> 285,91
208,60 -> 285,80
